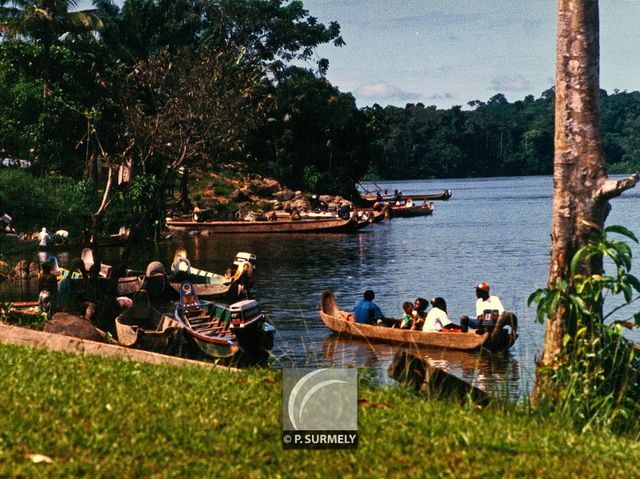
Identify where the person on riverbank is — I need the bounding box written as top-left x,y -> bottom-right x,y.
353,290 -> 385,325
38,227 -> 51,249
38,261 -> 58,316
192,203 -> 202,222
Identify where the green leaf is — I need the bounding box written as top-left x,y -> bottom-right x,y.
570,246 -> 589,275
569,295 -> 588,314
626,274 -> 640,292
604,224 -> 639,243
527,289 -> 544,306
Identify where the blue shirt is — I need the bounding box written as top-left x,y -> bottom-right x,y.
353,299 -> 384,324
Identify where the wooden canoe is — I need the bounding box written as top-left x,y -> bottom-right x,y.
165,214 -> 365,234
360,189 -> 452,203
115,307 -> 183,353
319,291 -> 517,353
390,201 -> 434,218
168,248 -> 253,300
168,281 -> 240,300
174,282 -> 275,359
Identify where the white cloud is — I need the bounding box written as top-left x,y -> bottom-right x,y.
354,81 -> 419,101
491,75 -> 530,92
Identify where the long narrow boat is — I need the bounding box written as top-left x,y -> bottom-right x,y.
34,227 -> 131,252
390,201 -> 435,218
85,227 -> 131,248
168,249 -> 255,300
319,291 -> 517,353
360,189 -> 452,203
165,213 -> 365,234
174,282 -> 276,359
115,294 -> 183,352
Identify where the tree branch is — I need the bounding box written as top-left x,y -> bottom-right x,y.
597,173 -> 639,200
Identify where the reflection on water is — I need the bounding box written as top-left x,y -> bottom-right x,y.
3,175 -> 639,398
320,334 -> 521,399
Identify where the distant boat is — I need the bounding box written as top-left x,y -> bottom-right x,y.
319,291 -> 517,353
165,213 -> 367,234
389,200 -> 435,218
359,189 -> 452,204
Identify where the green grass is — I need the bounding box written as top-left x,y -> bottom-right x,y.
0,344 -> 639,478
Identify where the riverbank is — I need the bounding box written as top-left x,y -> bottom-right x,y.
0,343 -> 638,478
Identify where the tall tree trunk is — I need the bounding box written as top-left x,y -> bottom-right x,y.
532,0 -> 637,403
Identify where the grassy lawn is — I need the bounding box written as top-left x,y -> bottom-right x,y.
0,343 -> 638,478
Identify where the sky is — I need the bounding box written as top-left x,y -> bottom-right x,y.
299,0 -> 640,109
78,0 -> 640,110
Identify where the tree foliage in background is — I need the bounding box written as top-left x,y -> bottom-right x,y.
3,0 -> 640,231
365,88 -> 640,180
249,66 -> 372,196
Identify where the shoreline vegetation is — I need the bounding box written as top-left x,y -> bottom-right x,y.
0,343 -> 639,478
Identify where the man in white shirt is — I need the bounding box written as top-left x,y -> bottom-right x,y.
423,297 -> 455,332
475,282 -> 504,318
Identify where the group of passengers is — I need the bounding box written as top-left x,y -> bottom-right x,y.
352,282 -> 504,333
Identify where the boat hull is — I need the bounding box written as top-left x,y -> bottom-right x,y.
320,291 -> 516,353
165,216 -> 364,234
390,203 -> 434,218
360,189 -> 452,203
174,296 -> 274,360
115,313 -> 183,352
168,281 -> 240,300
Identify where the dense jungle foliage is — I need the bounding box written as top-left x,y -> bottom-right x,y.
1,0 -> 640,214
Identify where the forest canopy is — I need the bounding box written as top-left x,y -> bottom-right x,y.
0,0 -> 639,201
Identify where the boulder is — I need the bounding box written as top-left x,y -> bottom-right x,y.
44,312 -> 103,342
253,179 -> 281,196
230,188 -> 251,203
274,188 -> 295,201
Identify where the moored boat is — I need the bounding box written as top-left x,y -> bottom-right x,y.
168,249 -> 255,300
174,282 -> 275,359
115,291 -> 183,352
165,213 -> 365,234
85,226 -> 131,248
390,200 -> 435,218
359,189 -> 452,204
319,291 -> 517,353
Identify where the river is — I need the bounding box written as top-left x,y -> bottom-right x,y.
3,175 -> 640,398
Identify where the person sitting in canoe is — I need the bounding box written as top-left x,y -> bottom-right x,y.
411,297 -> 428,330
423,297 -> 460,332
475,282 -> 504,314
353,290 -> 385,325
475,282 -> 504,321
399,301 -> 414,329
459,282 -> 506,333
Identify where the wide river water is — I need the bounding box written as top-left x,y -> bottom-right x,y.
3,175 -> 640,398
